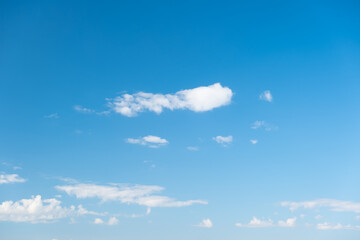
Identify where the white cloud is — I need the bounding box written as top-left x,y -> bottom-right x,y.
236,217 -> 273,228
44,113 -> 59,119
0,174 -> 26,184
56,183 -> 207,208
278,217 -> 296,227
259,90 -> 273,102
251,121 -> 278,131
108,83 -> 233,117
0,195 -> 91,223
317,222 -> 360,230
187,146 -> 199,151
356,216 -> 360,220
195,218 -> 213,228
250,139 -> 258,144
94,218 -> 104,224
94,217 -> 119,226
315,215 -> 323,220
74,105 -> 95,114
213,136 -> 233,146
281,199 -> 360,213
126,135 -> 168,148
108,217 -> 119,225
236,217 -> 296,228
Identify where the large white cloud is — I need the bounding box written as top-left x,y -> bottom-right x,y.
126,135 -> 168,148
108,83 -> 233,117
281,199 -> 360,213
0,195 -> 92,223
56,183 -> 207,208
0,174 -> 26,184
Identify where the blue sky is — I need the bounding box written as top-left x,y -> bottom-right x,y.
1,0 -> 360,239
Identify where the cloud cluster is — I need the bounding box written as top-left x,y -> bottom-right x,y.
126,135 -> 169,148
0,195 -> 90,223
259,90 -> 273,102
108,83 -> 233,117
213,136 -> 233,146
317,222 -> 360,230
195,218 -> 213,228
56,183 -> 207,208
235,217 -> 296,228
281,199 -> 360,213
0,174 -> 26,184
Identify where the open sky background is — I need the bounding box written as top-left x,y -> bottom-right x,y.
1,1 -> 360,239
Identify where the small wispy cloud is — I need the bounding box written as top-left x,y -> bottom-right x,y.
195,218 -> 213,228
56,183 -> 207,208
259,90 -> 273,102
74,105 -> 95,114
213,136 -> 233,146
126,135 -> 169,148
0,174 -> 26,184
44,113 -> 59,119
187,146 -> 199,151
281,199 -> 360,213
74,105 -> 110,115
251,121 -> 278,131
250,139 -> 258,144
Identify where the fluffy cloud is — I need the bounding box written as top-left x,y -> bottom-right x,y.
94,217 -> 119,226
259,90 -> 273,102
0,195 -> 91,223
195,218 -> 213,228
235,217 -> 296,228
126,135 -> 168,148
56,183 -> 207,208
281,199 -> 360,213
213,136 -> 233,146
235,217 -> 273,228
108,83 -> 233,117
278,217 -> 297,227
0,174 -> 26,184
94,218 -> 104,224
317,222 -> 360,230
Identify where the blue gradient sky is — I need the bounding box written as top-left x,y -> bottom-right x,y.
1,1 -> 360,240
